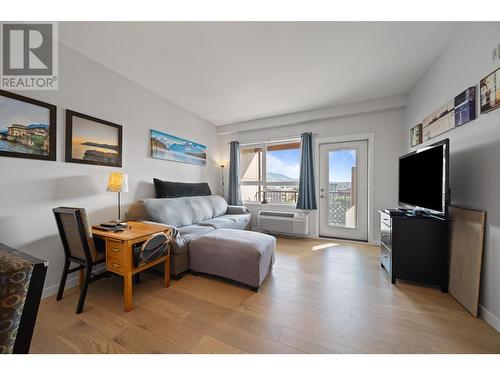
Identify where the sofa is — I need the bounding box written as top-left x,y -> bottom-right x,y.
126,195 -> 251,278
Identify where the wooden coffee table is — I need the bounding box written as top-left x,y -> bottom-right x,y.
91,221 -> 171,312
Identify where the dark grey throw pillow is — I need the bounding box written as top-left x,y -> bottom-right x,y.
153,179 -> 212,198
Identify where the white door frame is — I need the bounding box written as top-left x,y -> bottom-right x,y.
314,132 -> 375,244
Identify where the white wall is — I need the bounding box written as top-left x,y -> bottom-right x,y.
0,42 -> 221,297
403,22 -> 500,331
221,107 -> 405,243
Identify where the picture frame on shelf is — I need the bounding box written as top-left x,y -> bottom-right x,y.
480,67 -> 500,114
410,123 -> 422,147
454,86 -> 476,126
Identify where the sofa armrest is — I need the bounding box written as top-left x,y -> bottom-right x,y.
226,205 -> 250,215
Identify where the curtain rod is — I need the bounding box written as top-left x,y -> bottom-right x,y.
228,134 -> 306,146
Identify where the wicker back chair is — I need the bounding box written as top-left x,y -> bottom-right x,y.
53,207 -> 105,314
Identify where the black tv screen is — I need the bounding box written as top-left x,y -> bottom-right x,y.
399,139 -> 449,214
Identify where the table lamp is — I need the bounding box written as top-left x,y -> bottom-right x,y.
107,172 -> 129,221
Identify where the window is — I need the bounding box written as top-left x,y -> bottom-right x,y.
240,141 -> 301,204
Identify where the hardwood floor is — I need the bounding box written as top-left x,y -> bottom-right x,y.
30,237 -> 500,354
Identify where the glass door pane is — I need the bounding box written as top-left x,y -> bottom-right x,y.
328,149 -> 357,228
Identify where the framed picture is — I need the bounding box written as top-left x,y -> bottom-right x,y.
65,110 -> 122,167
0,90 -> 56,161
454,86 -> 476,126
480,67 -> 500,114
410,124 -> 422,147
422,100 -> 455,141
150,129 -> 206,166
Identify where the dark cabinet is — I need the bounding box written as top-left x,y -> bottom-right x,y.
380,210 -> 449,292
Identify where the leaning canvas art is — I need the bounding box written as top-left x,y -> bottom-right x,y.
151,129 -> 207,166
0,90 -> 56,161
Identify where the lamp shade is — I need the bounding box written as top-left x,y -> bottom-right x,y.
106,172 -> 129,193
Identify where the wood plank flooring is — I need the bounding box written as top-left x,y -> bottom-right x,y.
30,237 -> 500,353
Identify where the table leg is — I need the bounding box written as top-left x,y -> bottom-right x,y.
124,272 -> 133,312
164,255 -> 170,288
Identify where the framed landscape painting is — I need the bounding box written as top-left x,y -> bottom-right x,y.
65,110 -> 122,167
0,90 -> 56,161
151,129 -> 206,166
480,67 -> 500,114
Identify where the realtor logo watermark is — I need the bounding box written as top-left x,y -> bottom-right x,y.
0,22 -> 58,90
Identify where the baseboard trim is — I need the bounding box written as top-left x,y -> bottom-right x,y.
479,305 -> 500,333
41,276 -> 78,299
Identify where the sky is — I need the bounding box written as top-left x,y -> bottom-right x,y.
0,95 -> 50,131
265,148 -> 356,183
72,116 -> 118,145
267,149 -> 300,180
329,149 -> 356,182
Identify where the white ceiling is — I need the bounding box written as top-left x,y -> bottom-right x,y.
60,22 -> 463,126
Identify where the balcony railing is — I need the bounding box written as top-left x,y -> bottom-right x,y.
266,189 -> 298,204
328,191 -> 352,225
250,188 -> 353,226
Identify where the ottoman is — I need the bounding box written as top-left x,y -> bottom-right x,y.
189,229 -> 276,291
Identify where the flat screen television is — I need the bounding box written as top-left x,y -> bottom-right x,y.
398,139 -> 449,217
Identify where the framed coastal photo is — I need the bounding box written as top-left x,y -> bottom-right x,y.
151,129 -> 206,166
65,110 -> 122,167
480,67 -> 500,114
410,123 -> 422,147
0,90 -> 56,161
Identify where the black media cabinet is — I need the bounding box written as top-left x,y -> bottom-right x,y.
380,209 -> 449,292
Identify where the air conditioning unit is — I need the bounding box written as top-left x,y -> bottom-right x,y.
257,211 -> 309,236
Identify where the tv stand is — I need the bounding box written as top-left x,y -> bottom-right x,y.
380,209 -> 449,292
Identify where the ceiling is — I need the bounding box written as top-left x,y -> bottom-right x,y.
59,22 -> 463,126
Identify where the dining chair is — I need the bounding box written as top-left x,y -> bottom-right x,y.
52,207 -> 105,314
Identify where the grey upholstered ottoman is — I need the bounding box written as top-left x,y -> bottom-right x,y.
189,229 -> 276,290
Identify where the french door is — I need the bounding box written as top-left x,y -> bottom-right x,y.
319,140 -> 368,241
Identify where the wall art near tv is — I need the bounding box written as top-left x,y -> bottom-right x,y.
422,100 -> 455,141
480,67 -> 500,114
150,129 -> 207,166
409,123 -> 422,147
65,110 -> 123,167
455,86 -> 476,126
419,86 -> 477,143
0,90 -> 56,161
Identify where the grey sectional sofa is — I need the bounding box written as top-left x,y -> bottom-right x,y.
126,195 -> 251,278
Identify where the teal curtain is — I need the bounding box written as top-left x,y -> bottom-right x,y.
228,141 -> 242,205
296,132 -> 317,210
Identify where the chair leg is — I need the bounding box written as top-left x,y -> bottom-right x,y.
76,265 -> 92,314
56,260 -> 70,301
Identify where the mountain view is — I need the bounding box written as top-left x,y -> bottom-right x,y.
266,172 -> 297,182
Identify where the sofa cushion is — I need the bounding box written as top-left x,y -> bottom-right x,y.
170,225 -> 213,255
220,214 -> 251,227
153,179 -> 211,198
137,195 -> 227,227
198,213 -> 250,229
198,218 -> 238,229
